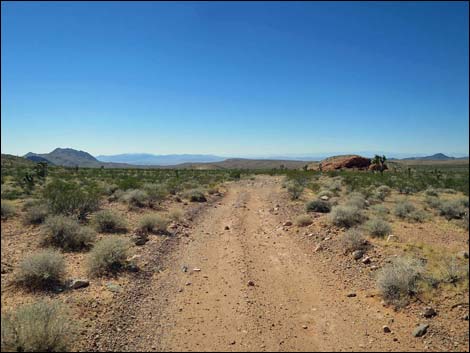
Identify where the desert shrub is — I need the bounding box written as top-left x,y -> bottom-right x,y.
87,236 -> 131,276
329,205 -> 364,228
286,181 -> 304,200
16,250 -> 65,289
108,189 -> 124,202
142,183 -> 168,207
377,257 -> 423,305
424,196 -> 441,209
436,256 -> 468,284
1,301 -> 74,352
24,204 -> 49,224
1,200 -> 16,219
345,193 -> 367,209
185,189 -> 207,202
438,200 -> 466,220
305,199 -> 331,213
424,188 -> 439,197
22,198 -> 41,211
93,210 -> 127,233
375,185 -> 391,201
366,218 -> 392,237
42,215 -> 95,251
294,214 -> 312,227
370,204 -> 389,217
168,208 -> 184,222
408,209 -> 428,223
102,183 -> 119,196
461,212 -> 469,230
1,184 -> 23,200
341,228 -> 366,253
43,179 -> 100,219
459,197 -> 469,208
317,189 -> 333,199
121,189 -> 149,208
138,214 -> 169,233
394,200 -> 415,218
325,179 -> 342,193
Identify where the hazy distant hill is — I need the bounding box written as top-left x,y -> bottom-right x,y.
96,153 -> 225,166
174,158 -> 311,170
400,153 -> 468,161
1,154 -> 35,168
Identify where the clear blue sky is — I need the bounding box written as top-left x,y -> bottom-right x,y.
1,1 -> 469,157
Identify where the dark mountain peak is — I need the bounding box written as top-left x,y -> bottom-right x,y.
49,148 -> 97,161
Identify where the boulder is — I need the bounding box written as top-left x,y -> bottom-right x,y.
412,324 -> 429,337
320,155 -> 371,171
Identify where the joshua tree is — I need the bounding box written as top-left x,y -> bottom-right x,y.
371,155 -> 387,175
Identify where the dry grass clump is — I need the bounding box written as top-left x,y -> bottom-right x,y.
317,189 -> 334,199
1,200 -> 16,219
1,300 -> 74,352
184,189 -> 207,202
285,180 -> 304,200
168,208 -> 184,222
121,189 -> 149,208
138,214 -> 169,234
294,214 -> 312,227
142,183 -> 168,207
369,204 -> 389,217
93,210 -> 127,233
435,256 -> 468,284
305,199 -> 331,213
394,200 -> 415,218
329,205 -> 365,228
345,192 -> 367,209
424,187 -> 439,197
16,250 -> 65,289
366,218 -> 392,237
341,228 -> 366,253
407,209 -> 428,223
87,236 -> 131,276
23,204 -> 49,225
377,257 -> 424,306
374,185 -> 391,201
41,215 -> 96,251
437,199 -> 467,220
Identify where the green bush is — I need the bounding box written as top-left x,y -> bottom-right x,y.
341,228 -> 366,253
142,183 -> 168,207
305,199 -> 331,213
43,179 -> 100,219
408,209 -> 428,223
394,200 -> 415,218
93,210 -> 127,233
1,301 -> 74,352
16,250 -> 65,289
1,200 -> 16,219
438,200 -> 466,220
329,205 -> 365,228
424,188 -> 439,197
366,218 -> 392,237
24,204 -> 49,225
185,189 -> 207,202
375,185 -> 391,201
87,236 -> 131,276
121,189 -> 149,208
377,257 -> 423,306
138,214 -> 169,234
286,181 -> 304,200
369,204 -> 389,217
42,215 -> 95,251
345,193 -> 367,209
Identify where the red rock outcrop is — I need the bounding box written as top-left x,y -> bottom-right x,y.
319,155 -> 371,171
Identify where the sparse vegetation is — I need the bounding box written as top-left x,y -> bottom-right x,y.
185,189 -> 207,202
168,208 -> 184,222
87,236 -> 131,276
24,204 -> 49,224
1,200 -> 16,219
374,185 -> 391,200
437,199 -> 467,220
341,228 -> 366,253
1,300 -> 74,352
16,250 -> 65,289
93,210 -> 127,233
329,205 -> 364,228
121,189 -> 149,208
305,199 -> 331,213
366,218 -> 392,237
42,215 -> 96,250
394,200 -> 415,219
138,214 -> 169,234
294,214 -> 312,227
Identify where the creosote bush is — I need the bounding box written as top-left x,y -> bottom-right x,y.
1,300 -> 74,352
93,210 -> 127,233
394,200 -> 415,219
376,257 -> 423,306
42,215 -> 96,251
437,200 -> 467,220
340,228 -> 366,253
366,218 -> 392,237
305,199 -> 331,213
168,208 -> 184,222
294,214 -> 312,227
185,189 -> 207,202
16,250 -> 65,289
375,185 -> 391,201
87,236 -> 131,276
121,189 -> 149,208
138,214 -> 169,234
1,200 -> 16,219
24,204 -> 49,225
345,193 -> 367,209
286,181 -> 304,200
329,205 -> 364,228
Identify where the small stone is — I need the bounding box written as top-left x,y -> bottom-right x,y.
461,251 -> 469,259
69,279 -> 89,290
225,226 -> 230,230
247,280 -> 255,287
362,256 -> 371,264
423,307 -> 436,318
283,221 -> 293,227
347,293 -> 357,298
314,244 -> 323,252
383,325 -> 391,333
126,263 -> 139,272
229,340 -> 236,345
193,268 -> 201,272
412,324 -> 429,337
181,266 -> 188,273
352,250 -> 364,260
302,325 -> 308,329
463,314 -> 469,321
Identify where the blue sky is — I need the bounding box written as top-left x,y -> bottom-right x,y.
1,1 -> 469,157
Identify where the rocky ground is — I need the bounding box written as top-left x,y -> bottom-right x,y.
1,176 -> 469,352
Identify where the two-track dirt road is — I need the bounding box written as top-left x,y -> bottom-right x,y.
93,176 -> 426,352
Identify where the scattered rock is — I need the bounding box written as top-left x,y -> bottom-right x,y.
126,263 -> 139,272
247,280 -> 255,287
229,340 -> 236,345
347,293 -> 357,298
460,251 -> 469,259
225,226 -> 230,230
181,265 -> 188,273
387,235 -> 398,242
412,324 -> 429,337
352,250 -> 364,260
302,325 -> 308,329
423,307 -> 437,318
69,279 -> 89,289
362,256 -> 371,265
283,221 -> 293,227
320,155 -> 371,171
106,283 -> 122,293
314,244 -> 323,252
463,314 -> 469,321
193,268 -> 201,272
320,195 -> 329,201
383,325 -> 391,333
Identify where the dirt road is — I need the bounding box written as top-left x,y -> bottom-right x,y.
93,176 -> 426,352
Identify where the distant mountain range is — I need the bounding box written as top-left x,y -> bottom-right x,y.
96,153 -> 225,166
18,148 -> 469,168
